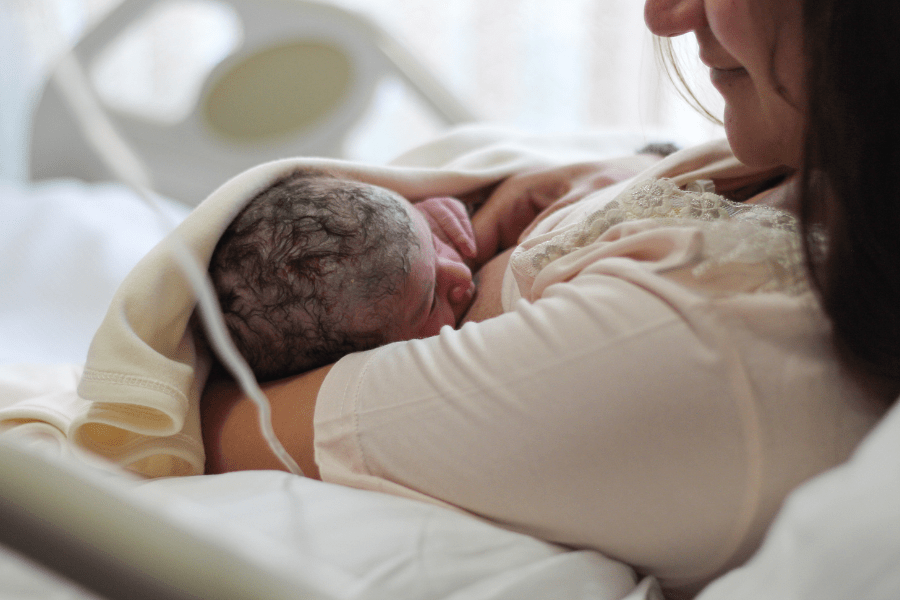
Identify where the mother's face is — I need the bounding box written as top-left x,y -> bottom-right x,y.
644,0 -> 806,169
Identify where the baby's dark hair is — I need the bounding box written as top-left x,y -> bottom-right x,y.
207,168 -> 419,381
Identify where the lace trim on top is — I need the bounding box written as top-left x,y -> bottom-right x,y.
511,178 -> 813,296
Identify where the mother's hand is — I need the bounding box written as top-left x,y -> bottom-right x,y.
471,154 -> 665,267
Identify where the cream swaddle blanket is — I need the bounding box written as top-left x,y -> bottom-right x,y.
1,126 -> 643,477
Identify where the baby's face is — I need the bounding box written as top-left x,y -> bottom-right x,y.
391,195 -> 476,340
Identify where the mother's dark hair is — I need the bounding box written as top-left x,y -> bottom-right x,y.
799,0 -> 900,383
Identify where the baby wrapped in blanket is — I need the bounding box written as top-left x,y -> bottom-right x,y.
0,126 -> 617,476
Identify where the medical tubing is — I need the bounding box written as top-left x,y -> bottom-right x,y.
51,52 -> 304,477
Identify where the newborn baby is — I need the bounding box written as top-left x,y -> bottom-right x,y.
206,167 -> 476,381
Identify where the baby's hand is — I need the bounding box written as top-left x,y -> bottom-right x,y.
414,197 -> 477,261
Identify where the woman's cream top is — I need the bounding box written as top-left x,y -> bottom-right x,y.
314,141 -> 886,596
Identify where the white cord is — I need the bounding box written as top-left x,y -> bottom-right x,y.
51,52 -> 304,477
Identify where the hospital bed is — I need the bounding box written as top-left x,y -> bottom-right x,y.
3,1 -> 899,600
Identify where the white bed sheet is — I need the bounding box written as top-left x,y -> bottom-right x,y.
143,471 -> 640,600
0,178 -> 190,365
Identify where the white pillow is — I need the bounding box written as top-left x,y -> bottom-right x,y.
696,398 -> 900,600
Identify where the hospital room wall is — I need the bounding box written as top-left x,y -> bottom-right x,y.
0,0 -> 724,181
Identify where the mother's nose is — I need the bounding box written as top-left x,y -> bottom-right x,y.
644,0 -> 707,37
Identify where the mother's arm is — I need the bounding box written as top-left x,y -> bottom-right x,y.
201,363 -> 332,478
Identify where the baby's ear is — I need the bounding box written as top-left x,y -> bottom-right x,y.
415,197 -> 477,259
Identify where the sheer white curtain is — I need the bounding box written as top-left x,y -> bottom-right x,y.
348,0 -> 722,137
1,0 -> 723,178
342,0 -> 724,158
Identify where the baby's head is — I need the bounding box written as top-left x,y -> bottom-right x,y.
207,168 -> 474,381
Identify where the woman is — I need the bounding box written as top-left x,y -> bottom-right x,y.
202,0 -> 900,597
